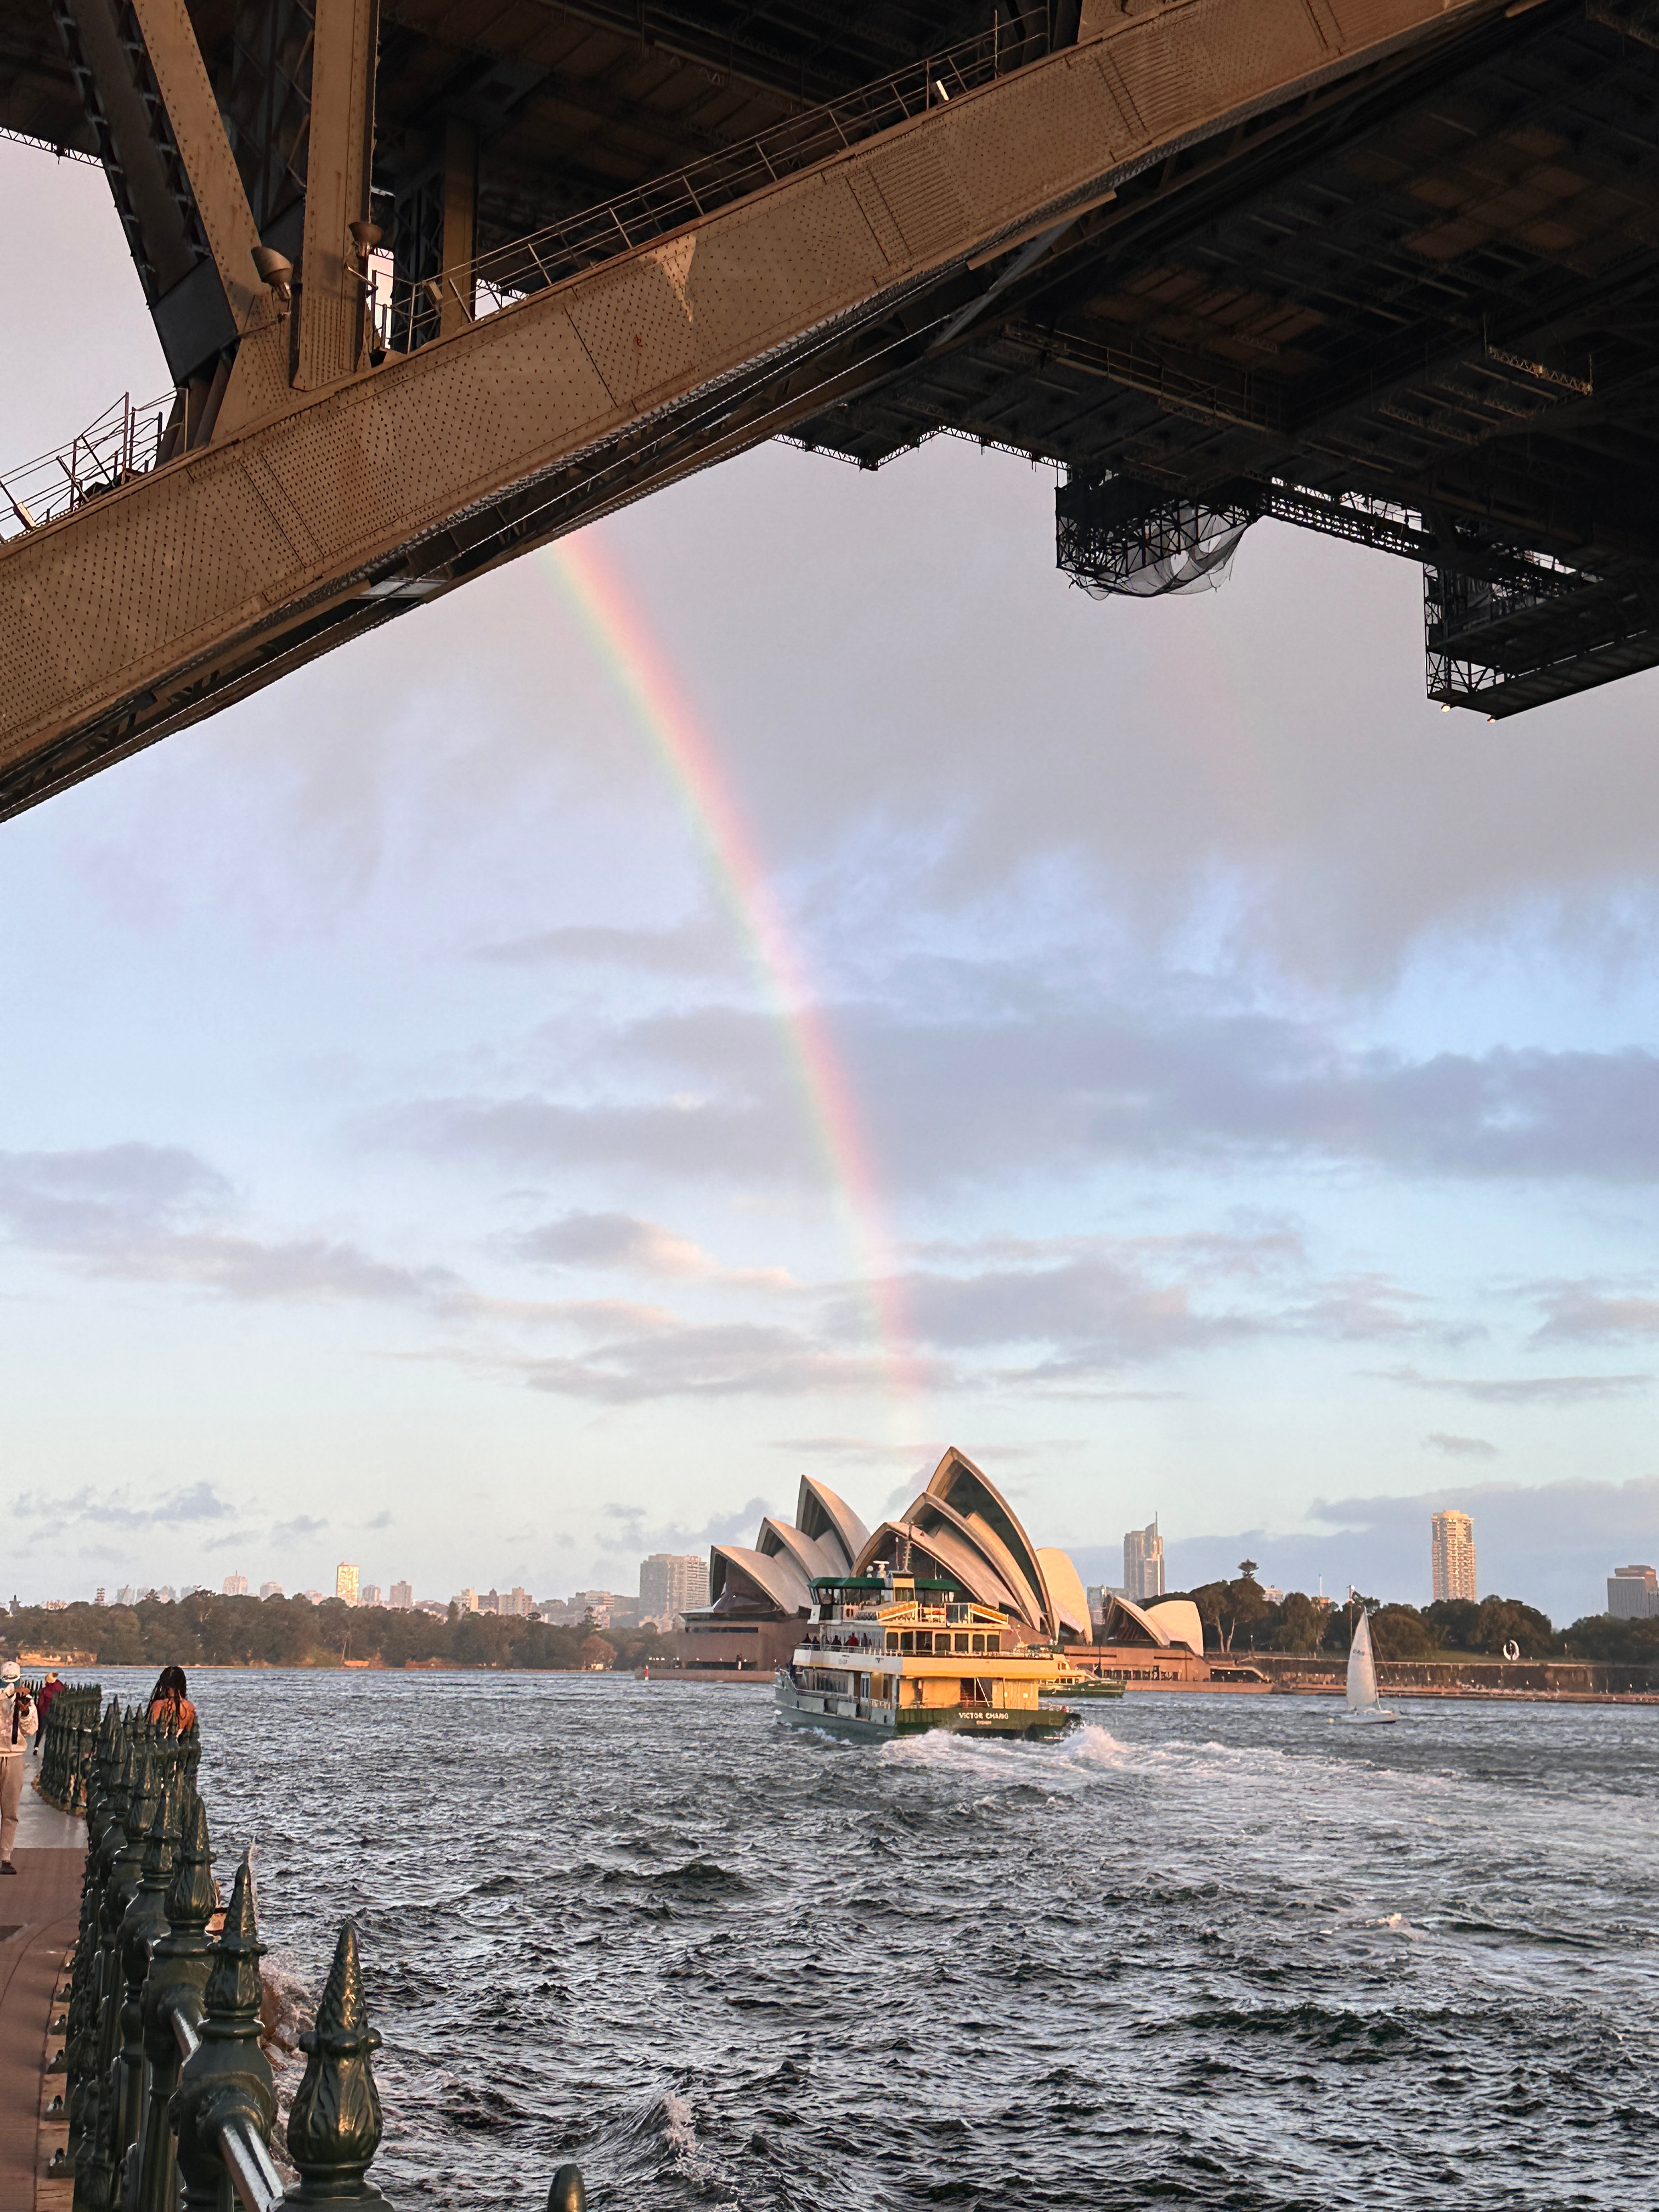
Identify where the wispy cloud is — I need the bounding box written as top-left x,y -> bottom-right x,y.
1423,1431 -> 1498,1459
510,1209 -> 792,1288
1367,1363 -> 1650,1404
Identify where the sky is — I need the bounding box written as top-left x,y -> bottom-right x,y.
3,140 -> 1659,1626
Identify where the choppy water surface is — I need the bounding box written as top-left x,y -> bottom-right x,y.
105,1672 -> 1659,2208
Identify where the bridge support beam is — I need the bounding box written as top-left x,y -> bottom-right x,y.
292,0 -> 379,389
54,0 -> 263,389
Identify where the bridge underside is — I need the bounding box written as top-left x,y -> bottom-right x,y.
3,0 -> 1659,823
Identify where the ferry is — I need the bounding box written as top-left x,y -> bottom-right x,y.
774,1570 -> 1079,1742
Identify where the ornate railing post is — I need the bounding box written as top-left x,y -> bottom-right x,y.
65,1703 -> 119,2167
172,1855 -> 278,2212
285,1921 -> 391,2207
134,1787 -> 215,2212
114,1771 -> 178,2190
74,1720 -> 138,2212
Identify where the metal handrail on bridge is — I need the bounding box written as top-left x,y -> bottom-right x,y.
0,390 -> 175,544
372,21 -> 1028,352
0,17 -> 1034,538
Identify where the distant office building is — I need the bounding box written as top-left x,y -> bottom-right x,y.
458,1587 -> 478,1613
1124,1520 -> 1165,1602
1431,1510 -> 1477,1603
639,1554 -> 709,1624
360,1584 -> 381,1608
116,1585 -> 136,1606
388,1581 -> 413,1610
503,1587 -> 533,1617
335,1562 -> 360,1606
1607,1564 -> 1659,1619
222,1572 -> 249,1596
94,1587 -> 105,1607
259,1582 -> 284,1600
301,1589 -> 325,1604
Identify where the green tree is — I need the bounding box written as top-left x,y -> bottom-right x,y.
1368,1604 -> 1437,1661
1473,1595 -> 1556,1657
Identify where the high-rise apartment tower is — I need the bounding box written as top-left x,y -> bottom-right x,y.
639,1553 -> 710,1624
1430,1511 -> 1477,1604
388,1581 -> 413,1610
1607,1565 -> 1659,1619
1123,1520 -> 1165,1602
335,1562 -> 360,1606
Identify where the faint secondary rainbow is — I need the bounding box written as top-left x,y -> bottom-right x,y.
540,535 -> 918,1415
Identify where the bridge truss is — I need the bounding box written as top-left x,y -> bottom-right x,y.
4,0 -> 1659,822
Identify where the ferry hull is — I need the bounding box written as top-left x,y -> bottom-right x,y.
775,1674 -> 1076,1743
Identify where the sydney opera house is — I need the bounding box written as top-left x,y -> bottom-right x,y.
673,1446 -> 1209,1677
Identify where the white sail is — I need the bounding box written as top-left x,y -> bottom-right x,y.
1346,1609 -> 1380,1710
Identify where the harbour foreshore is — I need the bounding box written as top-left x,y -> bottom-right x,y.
640,1650 -> 1659,1702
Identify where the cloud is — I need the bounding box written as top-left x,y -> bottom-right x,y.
1368,1363 -> 1650,1404
510,1209 -> 791,1287
273,1514 -> 328,1541
0,1143 -> 455,1306
473,919 -> 737,977
1422,1432 -> 1498,1459
51,1480 -> 240,1532
1529,1281 -> 1659,1342
511,1319 -> 898,1402
376,992 -> 1659,1205
0,1144 -> 230,1248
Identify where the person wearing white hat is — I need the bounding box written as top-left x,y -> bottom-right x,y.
0,1661 -> 37,1870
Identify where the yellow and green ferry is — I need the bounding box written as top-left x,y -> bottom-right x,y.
775,1571 -> 1079,1742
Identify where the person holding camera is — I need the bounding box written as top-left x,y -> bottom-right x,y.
0,1661 -> 38,1871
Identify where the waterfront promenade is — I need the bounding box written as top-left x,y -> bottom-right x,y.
0,1784 -> 81,2212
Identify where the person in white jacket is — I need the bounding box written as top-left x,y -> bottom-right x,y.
0,1660 -> 38,1871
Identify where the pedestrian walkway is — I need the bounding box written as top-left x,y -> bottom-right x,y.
0,1776 -> 83,2212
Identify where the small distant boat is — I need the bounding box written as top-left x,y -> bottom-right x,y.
1042,1664 -> 1126,1703
1343,1609 -> 1397,1725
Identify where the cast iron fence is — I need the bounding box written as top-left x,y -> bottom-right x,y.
50,1692 -> 589,2211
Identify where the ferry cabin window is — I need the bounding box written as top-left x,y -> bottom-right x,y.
915,1631 -> 932,1654
953,1632 -> 969,1654
885,1632 -> 899,1652
970,1633 -> 985,1654
899,1631 -> 914,1653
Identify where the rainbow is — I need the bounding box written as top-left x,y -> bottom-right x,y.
540,535 -> 917,1415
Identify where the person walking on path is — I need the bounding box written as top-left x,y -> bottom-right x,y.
146,1666 -> 196,1732
0,1661 -> 38,1870
32,1668 -> 61,1758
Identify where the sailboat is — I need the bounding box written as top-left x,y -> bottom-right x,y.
1343,1607 -> 1398,1725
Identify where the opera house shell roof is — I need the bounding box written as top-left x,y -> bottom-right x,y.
693,1446 -> 1209,1650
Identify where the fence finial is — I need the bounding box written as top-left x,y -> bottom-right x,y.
286,1918 -> 390,2205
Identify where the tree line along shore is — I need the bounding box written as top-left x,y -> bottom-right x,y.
0,1591 -> 677,1672
1166,1570 -> 1659,1664
2,1576 -> 1654,1674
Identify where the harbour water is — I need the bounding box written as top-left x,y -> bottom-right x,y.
98,1668 -> 1658,2208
